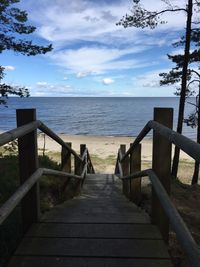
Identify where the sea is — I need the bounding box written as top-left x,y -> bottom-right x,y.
0,97 -> 197,139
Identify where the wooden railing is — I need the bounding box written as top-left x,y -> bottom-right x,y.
115,107 -> 200,267
0,109 -> 95,233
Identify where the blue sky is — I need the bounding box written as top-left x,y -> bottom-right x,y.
0,0 -> 191,97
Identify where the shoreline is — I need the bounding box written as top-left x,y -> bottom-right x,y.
37,133 -> 192,161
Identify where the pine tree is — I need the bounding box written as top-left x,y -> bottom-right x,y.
117,0 -> 198,178
184,71 -> 200,184
160,26 -> 200,182
0,0 -> 52,104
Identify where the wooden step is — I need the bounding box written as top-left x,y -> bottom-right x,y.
8,173 -> 172,267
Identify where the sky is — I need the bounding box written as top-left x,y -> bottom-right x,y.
0,0 -> 192,97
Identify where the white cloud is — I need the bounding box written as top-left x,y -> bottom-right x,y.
18,0 -> 193,97
27,0 -> 187,44
76,71 -> 94,78
32,82 -> 73,96
131,68 -> 177,96
21,0 -> 188,76
102,78 -> 114,85
3,65 -> 15,71
50,46 -> 149,74
36,81 -> 48,87
63,76 -> 68,80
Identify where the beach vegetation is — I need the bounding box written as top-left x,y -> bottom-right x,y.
117,0 -> 200,180
0,151 -> 64,267
0,0 -> 52,106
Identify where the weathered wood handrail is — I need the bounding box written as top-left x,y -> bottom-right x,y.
115,108 -> 200,267
117,168 -> 200,267
121,119 -> 200,163
0,167 -> 85,226
38,122 -> 82,162
0,120 -> 41,146
117,149 -> 123,178
0,120 -> 82,162
0,109 -> 95,234
81,147 -> 88,161
87,150 -> 95,174
116,108 -> 173,241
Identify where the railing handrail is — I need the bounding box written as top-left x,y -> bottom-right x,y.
0,167 -> 85,226
38,122 -> 82,161
0,120 -> 41,146
0,114 -> 95,227
86,150 -> 95,174
0,120 -> 82,162
121,120 -> 200,163
115,168 -> 200,267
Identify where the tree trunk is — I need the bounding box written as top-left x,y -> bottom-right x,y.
192,83 -> 200,184
171,0 -> 193,178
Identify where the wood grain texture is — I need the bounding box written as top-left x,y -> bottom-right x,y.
8,173 -> 172,267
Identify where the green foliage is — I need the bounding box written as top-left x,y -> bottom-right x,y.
0,0 -> 52,104
0,140 -> 18,156
184,111 -> 198,128
0,0 -> 52,55
159,27 -> 200,96
0,153 -> 61,267
117,0 -> 197,178
116,0 -> 186,29
0,155 -> 19,204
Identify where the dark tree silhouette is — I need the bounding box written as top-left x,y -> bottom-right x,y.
117,0 -> 199,178
0,0 -> 52,104
184,71 -> 200,184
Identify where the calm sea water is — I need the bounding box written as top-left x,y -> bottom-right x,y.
0,97 -> 197,138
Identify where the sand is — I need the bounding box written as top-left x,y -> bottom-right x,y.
38,133 -> 191,161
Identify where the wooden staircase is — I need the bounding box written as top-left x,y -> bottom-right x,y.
2,108 -> 200,267
8,174 -> 172,267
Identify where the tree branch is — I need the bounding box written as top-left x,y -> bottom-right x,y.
144,8 -> 187,20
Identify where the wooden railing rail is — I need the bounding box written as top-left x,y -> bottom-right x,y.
87,150 -> 95,174
38,122 -> 82,162
0,167 -> 85,226
116,108 -> 172,242
118,169 -> 200,267
115,107 -> 200,267
0,109 -> 95,234
0,120 -> 82,162
0,120 -> 41,146
121,119 -> 200,164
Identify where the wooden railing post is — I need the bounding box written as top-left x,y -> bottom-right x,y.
130,143 -> 141,203
80,144 -> 87,181
74,144 -> 86,194
152,107 -> 173,243
16,109 -> 39,233
120,144 -> 130,198
61,142 -> 72,194
61,142 -> 72,173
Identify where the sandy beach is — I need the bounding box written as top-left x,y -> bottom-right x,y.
38,133 -> 192,162
37,133 -> 195,182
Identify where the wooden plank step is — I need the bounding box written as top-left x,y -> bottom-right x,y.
7,173 -> 173,267
59,199 -> 141,209
48,200 -> 143,211
8,256 -> 173,267
14,237 -> 170,258
41,206 -> 143,215
27,223 -> 162,239
42,210 -> 150,223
